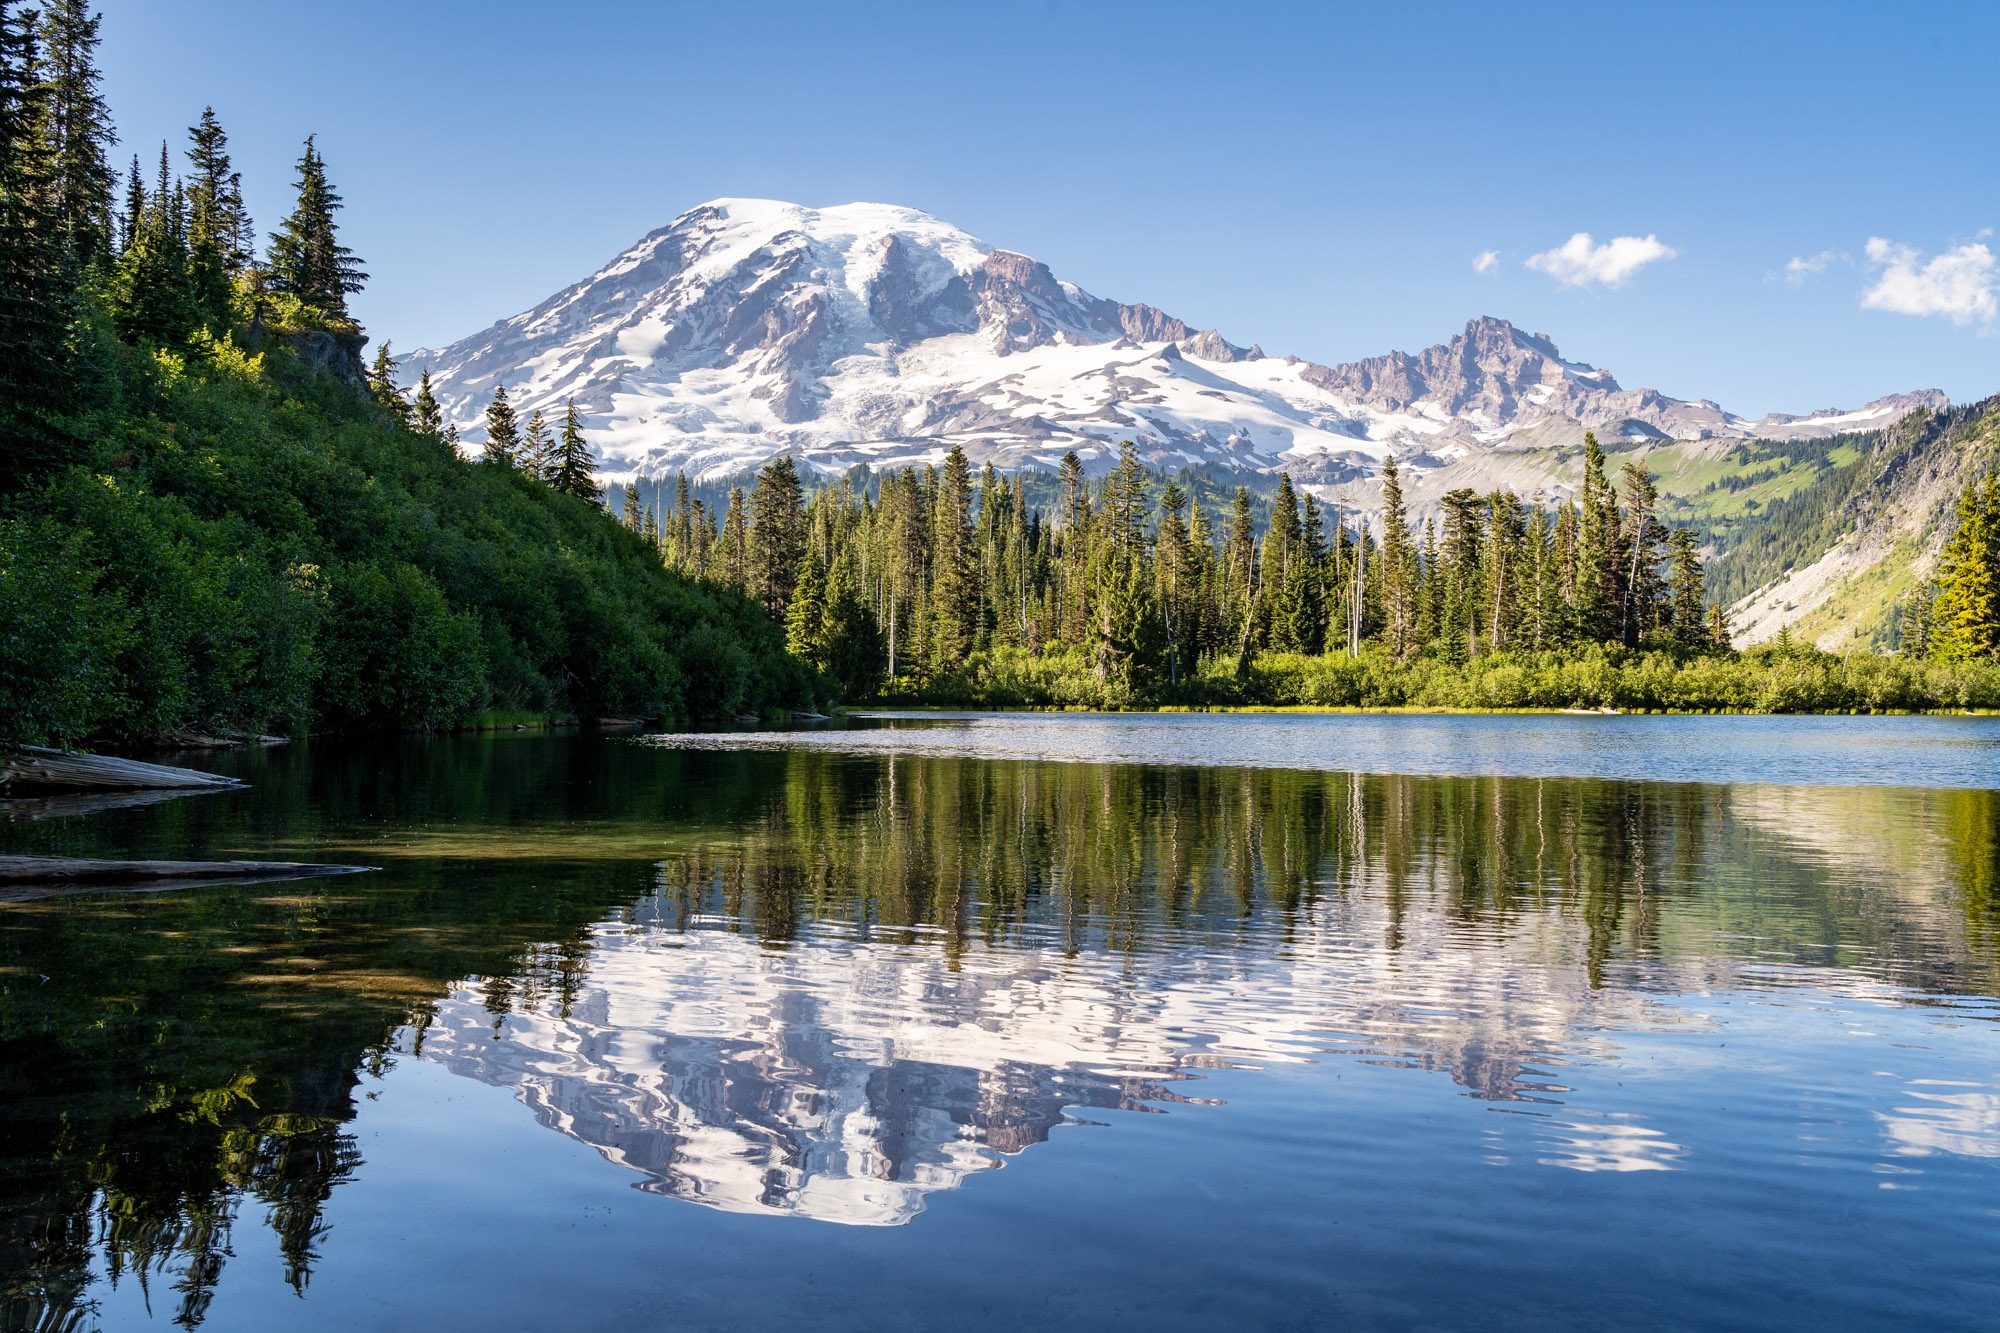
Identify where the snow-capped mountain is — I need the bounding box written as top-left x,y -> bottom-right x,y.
403,198 -> 1943,489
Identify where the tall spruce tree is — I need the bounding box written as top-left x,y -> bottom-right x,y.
1377,455 -> 1416,656
749,456 -> 807,623
550,399 -> 601,502
1930,475 -> 1999,662
521,407 -> 554,480
266,134 -> 365,319
411,369 -> 445,441
0,0 -> 73,487
35,0 -> 114,267
481,384 -> 520,466
185,106 -> 249,270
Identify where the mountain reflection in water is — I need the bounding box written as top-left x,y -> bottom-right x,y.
2,731 -> 1998,1329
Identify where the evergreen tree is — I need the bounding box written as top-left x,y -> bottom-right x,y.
1572,432 -> 1615,642
786,544 -> 829,664
105,141 -> 197,342
1667,528 -> 1708,649
115,148 -> 137,250
182,106 -> 242,320
35,0 -> 114,266
1930,476 -> 1999,662
1618,460 -> 1667,645
550,399 -> 601,502
1377,454 -> 1416,656
367,342 -> 409,424
411,369 -> 445,441
0,0 -> 73,487
481,384 -> 520,467
521,407 -> 555,480
185,106 -> 250,271
749,455 -> 806,623
718,487 -> 749,590
927,444 -> 977,670
266,134 -> 365,319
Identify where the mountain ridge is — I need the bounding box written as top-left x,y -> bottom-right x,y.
403,199 -> 1945,495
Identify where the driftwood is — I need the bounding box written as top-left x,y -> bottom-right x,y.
0,745 -> 243,793
0,856 -> 371,884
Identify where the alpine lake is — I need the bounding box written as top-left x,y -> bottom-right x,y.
3,712 -> 1999,1331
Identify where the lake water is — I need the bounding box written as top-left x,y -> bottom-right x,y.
2,714 -> 1998,1330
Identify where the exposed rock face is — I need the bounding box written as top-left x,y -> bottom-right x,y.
284,327 -> 368,387
401,198 -> 1945,499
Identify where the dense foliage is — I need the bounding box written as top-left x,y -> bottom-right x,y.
0,1 -> 811,744
616,426 -> 2000,711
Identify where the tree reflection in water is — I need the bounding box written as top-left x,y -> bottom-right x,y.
1,737 -> 1996,1328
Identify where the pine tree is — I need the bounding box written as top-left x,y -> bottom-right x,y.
116,148 -> 138,250
521,407 -> 554,480
927,444 -> 976,670
750,455 -> 806,623
1619,460 -> 1667,645
266,134 -> 365,320
1572,432 -> 1615,642
368,342 -> 409,423
411,369 -> 445,441
786,544 -> 830,664
185,106 -> 249,271
0,0 -> 73,487
481,384 -> 520,466
550,399 -> 601,502
105,141 -> 197,342
1667,528 -> 1707,649
1930,476 -> 1999,662
1378,454 -> 1416,656
718,487 -> 749,589
183,106 -> 243,320
35,0 -> 115,267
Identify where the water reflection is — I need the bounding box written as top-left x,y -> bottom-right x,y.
0,736 -> 1997,1328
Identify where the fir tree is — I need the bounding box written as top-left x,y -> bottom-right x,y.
749,456 -> 806,623
105,141 -> 197,342
718,487 -> 749,589
1930,476 -> 1999,662
411,369 -> 445,441
266,134 -> 365,319
1668,528 -> 1707,649
1572,432 -> 1615,642
786,544 -> 830,664
35,0 -> 115,266
1377,454 -> 1416,656
927,444 -> 976,670
481,384 -> 520,467
521,407 -> 554,480
367,343 -> 409,424
185,106 -> 249,271
550,399 -> 601,502
0,0 -> 73,486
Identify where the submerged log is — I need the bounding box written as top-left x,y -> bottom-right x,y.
0,744 -> 243,793
0,856 -> 370,884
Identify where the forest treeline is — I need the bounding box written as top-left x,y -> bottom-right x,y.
612,429 -> 2000,711
0,0 -> 812,745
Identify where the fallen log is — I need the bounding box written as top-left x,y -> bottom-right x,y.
0,745 -> 243,793
0,855 -> 371,884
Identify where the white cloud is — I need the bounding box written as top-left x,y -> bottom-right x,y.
1779,249 -> 1845,285
1860,236 -> 1996,326
1525,232 -> 1678,288
1472,249 -> 1500,277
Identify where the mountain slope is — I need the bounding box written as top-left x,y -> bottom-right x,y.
404,199 -> 1941,491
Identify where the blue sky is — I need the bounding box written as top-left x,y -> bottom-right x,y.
99,0 -> 1999,415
